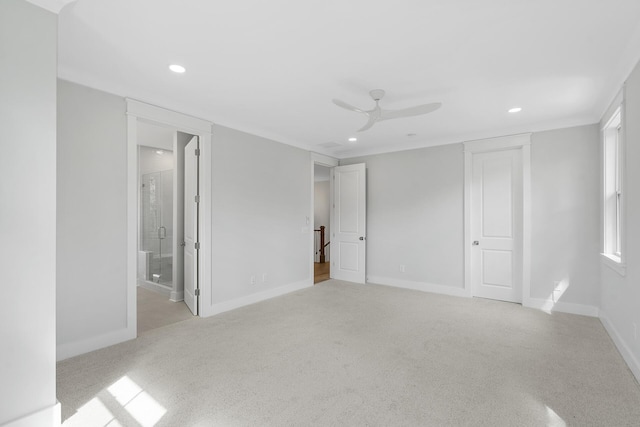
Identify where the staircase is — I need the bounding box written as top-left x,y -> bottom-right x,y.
314,225 -> 330,283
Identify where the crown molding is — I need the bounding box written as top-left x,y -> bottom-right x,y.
25,0 -> 75,14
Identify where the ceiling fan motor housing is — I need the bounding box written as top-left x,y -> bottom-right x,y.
369,89 -> 386,101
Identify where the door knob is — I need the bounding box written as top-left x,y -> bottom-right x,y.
472,241 -> 479,246
359,236 -> 365,241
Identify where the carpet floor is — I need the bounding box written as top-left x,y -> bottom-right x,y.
57,280 -> 640,426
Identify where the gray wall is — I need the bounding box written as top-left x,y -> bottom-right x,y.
342,143 -> 465,289
601,58 -> 640,378
342,125 -> 601,308
211,125 -> 311,303
530,125 -> 600,306
0,0 -> 58,424
57,80 -> 128,350
56,82 -> 313,356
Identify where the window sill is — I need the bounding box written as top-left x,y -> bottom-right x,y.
601,253 -> 626,276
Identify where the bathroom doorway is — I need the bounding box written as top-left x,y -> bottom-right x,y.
136,121 -> 193,333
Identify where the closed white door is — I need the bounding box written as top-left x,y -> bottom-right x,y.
331,163 -> 366,283
471,149 -> 522,303
183,136 -> 199,315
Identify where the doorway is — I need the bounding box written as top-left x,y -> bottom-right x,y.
126,99 -> 213,332
136,121 -> 195,333
314,164 -> 331,283
464,134 -> 531,304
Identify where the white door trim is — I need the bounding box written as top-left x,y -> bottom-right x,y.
309,152 -> 339,282
463,133 -> 531,306
126,99 -> 214,332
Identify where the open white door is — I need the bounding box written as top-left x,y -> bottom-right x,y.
471,148 -> 523,303
183,136 -> 199,315
331,163 -> 366,283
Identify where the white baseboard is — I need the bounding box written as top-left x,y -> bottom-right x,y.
209,279 -> 313,316
366,276 -> 468,298
600,312 -> 640,383
525,297 -> 599,317
1,401 -> 60,427
170,290 -> 184,302
57,326 -> 135,361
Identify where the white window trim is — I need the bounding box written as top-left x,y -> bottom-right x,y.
600,90 -> 626,277
601,252 -> 626,276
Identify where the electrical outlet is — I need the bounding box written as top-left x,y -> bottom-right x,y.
250,275 -> 256,285
399,264 -> 406,273
262,273 -> 267,283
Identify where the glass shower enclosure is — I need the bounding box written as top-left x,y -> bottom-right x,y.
140,169 -> 173,287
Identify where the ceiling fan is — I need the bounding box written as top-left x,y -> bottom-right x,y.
333,89 -> 442,132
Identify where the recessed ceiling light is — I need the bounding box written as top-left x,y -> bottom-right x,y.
169,64 -> 186,73
156,150 -> 164,155
348,137 -> 358,142
508,107 -> 522,113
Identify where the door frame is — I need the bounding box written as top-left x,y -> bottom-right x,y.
463,133 -> 532,306
126,99 -> 213,336
309,153 -> 339,283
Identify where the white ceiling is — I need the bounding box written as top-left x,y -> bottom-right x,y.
58,0 -> 640,159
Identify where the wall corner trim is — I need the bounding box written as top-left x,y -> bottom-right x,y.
366,276 -> 468,298
600,312 -> 640,383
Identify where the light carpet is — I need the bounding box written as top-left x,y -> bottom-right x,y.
57,280 -> 640,426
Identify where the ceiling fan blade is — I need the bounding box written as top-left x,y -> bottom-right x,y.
380,102 -> 442,121
357,115 -> 378,132
333,99 -> 367,114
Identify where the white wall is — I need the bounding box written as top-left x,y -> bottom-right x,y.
600,58 -> 640,381
530,125 -> 601,307
341,143 -> 465,293
210,125 -> 312,308
341,126 -> 601,309
0,0 -> 58,425
314,180 -> 330,261
57,80 -> 130,358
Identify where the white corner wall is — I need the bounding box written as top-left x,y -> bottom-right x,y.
600,58 -> 640,381
57,80 -> 131,360
209,125 -> 312,313
342,126 -> 601,313
529,125 -> 601,313
0,1 -> 59,425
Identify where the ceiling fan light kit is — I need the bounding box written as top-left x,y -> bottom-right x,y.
333,89 -> 442,132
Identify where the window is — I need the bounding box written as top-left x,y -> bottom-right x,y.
602,104 -> 626,275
